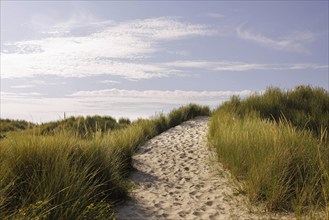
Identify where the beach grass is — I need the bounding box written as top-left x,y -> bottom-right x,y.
208,86 -> 329,216
0,103 -> 210,219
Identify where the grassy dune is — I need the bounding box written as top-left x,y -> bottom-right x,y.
0,104 -> 210,219
0,119 -> 35,139
2,85 -> 328,218
220,86 -> 329,137
208,86 -> 329,216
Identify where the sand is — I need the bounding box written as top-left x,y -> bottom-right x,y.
115,116 -> 295,220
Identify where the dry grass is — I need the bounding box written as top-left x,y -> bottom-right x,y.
0,103 -> 210,219
208,86 -> 329,217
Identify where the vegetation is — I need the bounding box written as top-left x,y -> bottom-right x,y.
4,84 -> 327,218
118,117 -> 131,126
0,104 -> 210,219
220,85 -> 329,137
38,115 -> 119,137
208,86 -> 329,216
168,104 -> 211,127
0,119 -> 34,139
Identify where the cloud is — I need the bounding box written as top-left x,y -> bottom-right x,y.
30,80 -> 67,86
69,88 -> 254,99
206,13 -> 225,18
167,50 -> 190,56
1,91 -> 45,98
1,89 -> 256,122
1,54 -> 176,79
99,80 -> 120,85
165,60 -> 328,72
40,11 -> 115,37
1,17 -> 215,80
10,84 -> 35,89
120,17 -> 216,40
236,25 -> 314,54
22,10 -> 115,38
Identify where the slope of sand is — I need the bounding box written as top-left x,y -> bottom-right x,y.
115,117 -> 295,220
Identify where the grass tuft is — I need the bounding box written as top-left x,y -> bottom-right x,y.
208,86 -> 329,215
168,103 -> 211,127
0,103 -> 209,219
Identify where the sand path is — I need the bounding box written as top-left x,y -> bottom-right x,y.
115,117 -> 294,220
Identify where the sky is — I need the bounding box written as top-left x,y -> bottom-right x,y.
1,1 -> 328,122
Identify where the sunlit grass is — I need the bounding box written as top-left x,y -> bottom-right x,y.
220,85 -> 329,137
0,103 -> 210,219
208,86 -> 329,217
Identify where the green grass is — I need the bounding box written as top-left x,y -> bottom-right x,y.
220,85 -> 329,137
168,104 -> 211,127
0,119 -> 34,139
0,103 -> 210,219
208,86 -> 329,216
38,115 -> 120,137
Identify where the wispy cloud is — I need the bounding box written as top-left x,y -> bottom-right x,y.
99,80 -> 120,85
40,11 -> 115,37
10,84 -> 35,89
30,80 -> 67,86
1,91 -> 45,98
1,17 -> 215,80
21,10 -> 115,38
167,50 -> 191,56
206,13 -> 225,18
1,89 -> 256,122
236,25 -> 314,54
69,88 -> 254,99
165,60 -> 328,72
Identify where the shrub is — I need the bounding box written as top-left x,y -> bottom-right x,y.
118,118 -> 131,125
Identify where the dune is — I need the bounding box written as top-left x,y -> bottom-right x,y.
115,117 -> 295,219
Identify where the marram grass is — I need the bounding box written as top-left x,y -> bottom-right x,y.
0,103 -> 210,219
208,86 -> 329,217
220,85 -> 329,137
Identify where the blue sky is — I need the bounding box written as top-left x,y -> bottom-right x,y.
1,1 -> 328,122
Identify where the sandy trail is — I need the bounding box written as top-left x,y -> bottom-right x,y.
115,117 -> 294,220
